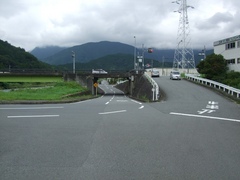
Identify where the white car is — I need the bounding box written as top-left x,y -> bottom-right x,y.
151,69 -> 160,77
170,71 -> 181,80
92,69 -> 108,74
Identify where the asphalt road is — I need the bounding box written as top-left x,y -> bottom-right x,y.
0,77 -> 240,179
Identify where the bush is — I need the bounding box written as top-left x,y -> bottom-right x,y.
197,54 -> 228,80
222,71 -> 240,89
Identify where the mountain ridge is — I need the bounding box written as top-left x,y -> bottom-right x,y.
31,46 -> 67,60
31,41 -> 213,66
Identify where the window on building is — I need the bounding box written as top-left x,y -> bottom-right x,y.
237,58 -> 240,64
226,59 -> 235,64
238,41 -> 240,48
225,42 -> 236,50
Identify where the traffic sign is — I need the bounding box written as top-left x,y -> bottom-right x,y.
94,83 -> 98,87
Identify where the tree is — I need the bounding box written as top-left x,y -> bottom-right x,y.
197,53 -> 228,81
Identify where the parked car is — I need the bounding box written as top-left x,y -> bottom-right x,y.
170,71 -> 181,80
92,69 -> 108,74
151,69 -> 160,77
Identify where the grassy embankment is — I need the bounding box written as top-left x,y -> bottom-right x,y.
0,76 -> 92,102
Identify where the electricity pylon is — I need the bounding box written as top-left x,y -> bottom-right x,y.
172,0 -> 195,70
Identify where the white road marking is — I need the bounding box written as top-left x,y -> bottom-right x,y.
117,100 -> 128,102
206,104 -> 219,109
99,110 -> 126,115
208,101 -> 218,105
0,107 -> 64,110
7,115 -> 59,118
131,100 -> 142,105
198,109 -> 216,114
170,112 -> 240,123
105,96 -> 115,105
131,100 -> 144,109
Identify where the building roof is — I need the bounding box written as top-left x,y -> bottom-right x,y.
214,34 -> 240,46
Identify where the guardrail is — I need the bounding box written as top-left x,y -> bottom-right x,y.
185,74 -> 240,98
144,72 -> 159,101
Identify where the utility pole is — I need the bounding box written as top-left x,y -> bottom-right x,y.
72,51 -> 75,74
172,0 -> 195,70
162,56 -> 165,76
134,36 -> 137,71
142,44 -> 145,70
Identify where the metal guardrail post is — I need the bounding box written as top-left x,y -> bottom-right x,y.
185,74 -> 240,99
144,72 -> 159,101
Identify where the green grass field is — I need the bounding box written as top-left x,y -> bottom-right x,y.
0,76 -> 63,82
0,76 -> 92,101
0,82 -> 90,101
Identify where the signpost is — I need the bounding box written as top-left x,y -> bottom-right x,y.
93,82 -> 98,95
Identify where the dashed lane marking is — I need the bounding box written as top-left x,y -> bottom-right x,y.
8,115 -> 59,118
99,110 -> 127,115
0,107 -> 63,110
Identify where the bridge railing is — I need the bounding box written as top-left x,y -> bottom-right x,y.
144,72 -> 159,101
185,74 -> 240,98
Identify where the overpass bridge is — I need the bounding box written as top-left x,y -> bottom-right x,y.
63,70 -> 145,96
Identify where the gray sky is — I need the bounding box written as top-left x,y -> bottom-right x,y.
0,0 -> 240,51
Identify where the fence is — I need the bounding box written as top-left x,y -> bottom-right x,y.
185,74 -> 240,98
144,72 -> 159,101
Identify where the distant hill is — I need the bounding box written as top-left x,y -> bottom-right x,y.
0,40 -> 51,70
31,46 -> 66,60
38,41 -> 135,65
32,41 -> 213,66
57,53 -> 173,72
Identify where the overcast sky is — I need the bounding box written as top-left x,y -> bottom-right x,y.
0,0 -> 240,51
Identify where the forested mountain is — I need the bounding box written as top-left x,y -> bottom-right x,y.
32,41 -> 213,66
58,53 -> 173,71
37,41 -> 135,65
0,40 -> 51,70
31,46 -> 66,60
0,39 -> 214,72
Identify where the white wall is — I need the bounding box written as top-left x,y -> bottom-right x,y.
214,42 -> 240,72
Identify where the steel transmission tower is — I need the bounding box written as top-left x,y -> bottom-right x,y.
172,0 -> 195,70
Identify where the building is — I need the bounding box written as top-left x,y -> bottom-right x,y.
214,34 -> 240,72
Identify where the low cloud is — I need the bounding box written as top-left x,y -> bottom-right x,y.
0,0 -> 239,51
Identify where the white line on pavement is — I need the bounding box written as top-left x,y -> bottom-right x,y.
7,115 -> 60,118
99,110 -> 126,115
117,100 -> 128,102
0,107 -> 63,110
139,106 -> 144,109
131,100 -> 142,105
170,112 -> 240,123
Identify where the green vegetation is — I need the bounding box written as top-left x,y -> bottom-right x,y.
0,76 -> 62,83
197,54 -> 228,81
0,81 -> 90,101
0,40 -> 52,70
197,53 -> 240,89
222,71 -> 240,89
139,95 -> 150,102
0,82 -> 54,90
